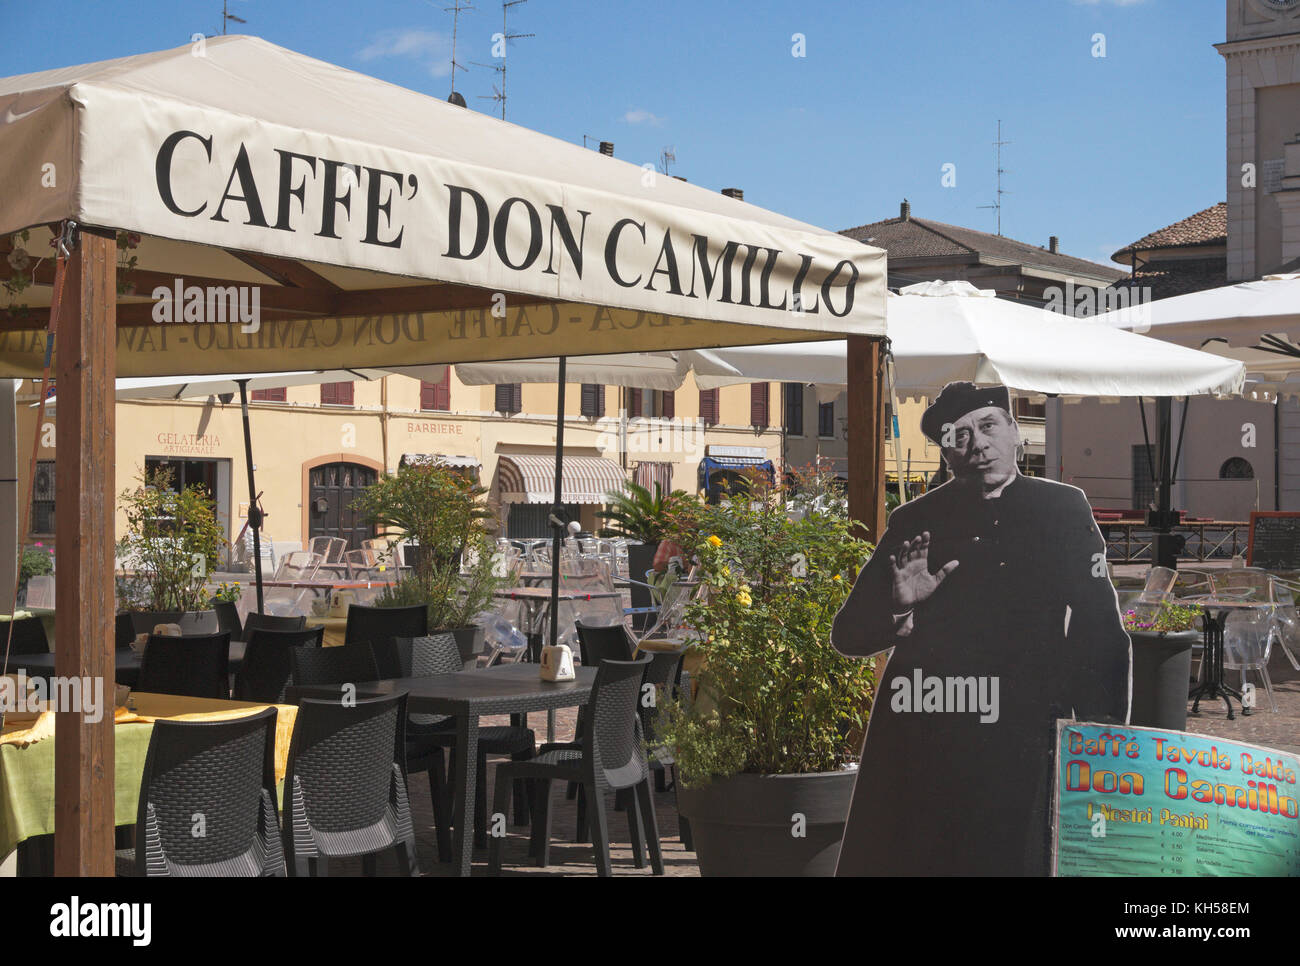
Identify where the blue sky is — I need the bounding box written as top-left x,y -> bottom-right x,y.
9,0 -> 1227,269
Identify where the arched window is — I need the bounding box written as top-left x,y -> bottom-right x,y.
1219,457 -> 1254,480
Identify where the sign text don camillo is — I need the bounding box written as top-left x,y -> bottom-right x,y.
152,130 -> 865,320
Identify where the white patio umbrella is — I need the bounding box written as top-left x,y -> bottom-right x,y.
1091,272 -> 1300,564
454,353 -> 687,390
1094,273 -> 1300,348
692,281 -> 1246,399
691,281 -> 1246,508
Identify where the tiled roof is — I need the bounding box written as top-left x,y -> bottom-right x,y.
841,212 -> 1126,282
1111,203 -> 1227,262
1112,257 -> 1227,300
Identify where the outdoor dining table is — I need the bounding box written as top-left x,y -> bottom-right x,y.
6,640 -> 249,690
288,663 -> 596,877
0,691 -> 297,875
1189,599 -> 1275,720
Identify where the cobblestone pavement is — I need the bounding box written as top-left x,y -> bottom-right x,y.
1183,648 -> 1300,756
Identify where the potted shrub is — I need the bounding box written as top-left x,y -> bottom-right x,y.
357,464 -> 504,666
352,462 -> 492,580
654,474 -> 875,876
598,481 -> 695,581
17,542 -> 53,606
372,535 -> 507,666
1123,598 -> 1203,730
116,465 -> 223,634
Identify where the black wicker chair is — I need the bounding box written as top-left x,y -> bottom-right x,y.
115,613 -> 136,649
116,707 -> 284,876
214,601 -> 243,642
575,622 -> 634,666
283,694 -> 419,876
241,612 -> 306,642
3,616 -> 49,656
289,642 -> 380,690
396,634 -> 535,854
233,626 -> 324,703
489,654 -> 662,876
641,648 -> 686,792
345,604 -> 427,679
136,632 -> 232,699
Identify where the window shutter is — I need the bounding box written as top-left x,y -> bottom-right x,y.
783,384 -> 803,435
581,384 -> 604,418
627,388 -> 642,418
700,389 -> 718,426
251,387 -> 286,402
321,382 -> 354,406
819,401 -> 835,438
660,389 -> 675,419
421,372 -> 451,411
496,383 -> 522,414
751,383 -> 770,428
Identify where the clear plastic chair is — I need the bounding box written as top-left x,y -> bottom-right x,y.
307,536 -> 348,564
273,551 -> 323,583
1223,606 -> 1278,712
343,548 -> 382,581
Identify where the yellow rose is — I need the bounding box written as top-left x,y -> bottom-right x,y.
707,534 -> 722,547
833,574 -> 842,582
735,589 -> 752,608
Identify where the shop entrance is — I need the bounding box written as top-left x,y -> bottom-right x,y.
144,457 -> 232,544
307,461 -> 378,551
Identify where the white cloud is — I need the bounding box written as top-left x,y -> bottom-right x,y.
622,109 -> 665,126
357,29 -> 452,79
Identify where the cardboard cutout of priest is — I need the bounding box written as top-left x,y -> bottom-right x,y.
831,382 -> 1131,876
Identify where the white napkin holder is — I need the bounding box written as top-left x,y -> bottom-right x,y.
539,643 -> 575,682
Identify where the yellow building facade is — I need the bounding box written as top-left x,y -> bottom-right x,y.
17,371 -> 782,560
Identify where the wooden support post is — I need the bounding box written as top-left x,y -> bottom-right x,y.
54,228 -> 116,876
846,335 -> 887,546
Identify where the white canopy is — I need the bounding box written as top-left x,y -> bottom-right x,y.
692,281 -> 1246,399
1094,274 -> 1300,348
455,353 -> 688,390
0,36 -> 885,378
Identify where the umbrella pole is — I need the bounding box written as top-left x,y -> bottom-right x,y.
1151,396 -> 1180,570
236,379 -> 265,612
546,357 -> 567,660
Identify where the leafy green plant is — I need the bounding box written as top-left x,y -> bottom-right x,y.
208,581 -> 244,606
19,542 -> 53,583
374,535 -> 508,630
351,462 -> 494,578
596,480 -> 694,544
654,476 -> 876,786
116,465 -> 223,612
1124,600 -> 1203,634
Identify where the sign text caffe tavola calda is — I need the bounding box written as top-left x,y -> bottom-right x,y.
151,130 -> 865,333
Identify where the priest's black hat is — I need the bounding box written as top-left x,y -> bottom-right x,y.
920,382 -> 1012,445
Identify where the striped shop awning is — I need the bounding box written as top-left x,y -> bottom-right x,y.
494,454 -> 628,505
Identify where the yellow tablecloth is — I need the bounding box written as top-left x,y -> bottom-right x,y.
303,616 -> 348,647
1,693 -> 297,783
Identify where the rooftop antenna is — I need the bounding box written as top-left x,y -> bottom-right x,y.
445,0 -> 474,100
658,146 -> 676,176
221,0 -> 246,34
977,119 -> 1012,236
472,0 -> 534,120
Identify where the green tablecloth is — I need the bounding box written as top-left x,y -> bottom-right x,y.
0,722 -> 153,858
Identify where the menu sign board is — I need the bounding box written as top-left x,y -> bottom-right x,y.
1053,721 -> 1300,876
1247,511 -> 1300,569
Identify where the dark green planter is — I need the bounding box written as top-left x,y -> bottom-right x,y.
676,768 -> 856,876
1128,629 -> 1198,731
441,625 -> 483,670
